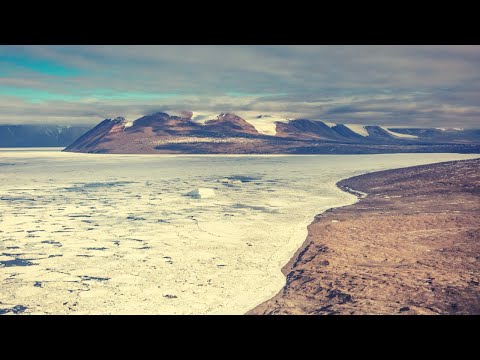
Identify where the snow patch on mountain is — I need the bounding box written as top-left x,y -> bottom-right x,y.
345,124 -> 369,137
437,127 -> 464,131
123,121 -> 134,129
43,126 -> 68,137
192,112 -> 220,124
383,127 -> 419,139
245,115 -> 287,135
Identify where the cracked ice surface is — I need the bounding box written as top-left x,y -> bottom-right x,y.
0,149 -> 478,314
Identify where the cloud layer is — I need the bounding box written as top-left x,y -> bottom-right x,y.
0,45 -> 479,127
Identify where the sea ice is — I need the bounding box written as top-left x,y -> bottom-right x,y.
0,150 -> 478,315
219,178 -> 242,185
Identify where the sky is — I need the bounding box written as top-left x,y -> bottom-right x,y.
0,45 -> 479,128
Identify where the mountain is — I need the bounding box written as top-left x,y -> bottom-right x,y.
63,112 -> 480,154
387,127 -> 480,144
59,117 -> 128,151
0,125 -> 93,148
275,119 -> 347,141
203,113 -> 259,136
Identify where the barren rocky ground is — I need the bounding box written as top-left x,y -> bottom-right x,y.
249,158 -> 480,315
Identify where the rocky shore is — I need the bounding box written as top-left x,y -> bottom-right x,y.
248,158 -> 480,315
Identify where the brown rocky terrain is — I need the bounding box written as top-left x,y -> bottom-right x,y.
203,113 -> 259,135
249,158 -> 480,315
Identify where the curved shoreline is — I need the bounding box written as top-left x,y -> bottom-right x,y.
248,158 -> 480,315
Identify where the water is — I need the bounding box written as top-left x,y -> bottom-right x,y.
0,149 -> 478,314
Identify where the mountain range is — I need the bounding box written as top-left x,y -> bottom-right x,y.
0,125 -> 92,148
62,111 -> 480,154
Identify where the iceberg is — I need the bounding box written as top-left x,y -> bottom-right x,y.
186,188 -> 216,199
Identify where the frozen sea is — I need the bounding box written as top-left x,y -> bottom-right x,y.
0,149 -> 478,314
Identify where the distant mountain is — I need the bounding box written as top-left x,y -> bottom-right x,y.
0,125 -> 93,148
275,119 -> 346,141
62,112 -> 480,154
387,127 -> 480,144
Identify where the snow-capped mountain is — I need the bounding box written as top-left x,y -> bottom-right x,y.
61,111 -> 480,154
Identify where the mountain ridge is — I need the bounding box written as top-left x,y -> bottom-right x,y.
0,125 -> 93,148
57,111 -> 480,154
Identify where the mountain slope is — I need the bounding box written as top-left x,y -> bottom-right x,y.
276,119 -> 348,141
204,113 -> 259,136
64,117 -> 128,152
331,124 -> 369,141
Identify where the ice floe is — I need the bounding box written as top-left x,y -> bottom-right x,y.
186,188 -> 216,199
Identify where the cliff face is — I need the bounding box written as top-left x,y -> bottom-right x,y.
248,158 -> 480,315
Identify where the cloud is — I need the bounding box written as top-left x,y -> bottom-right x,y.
0,45 -> 479,127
